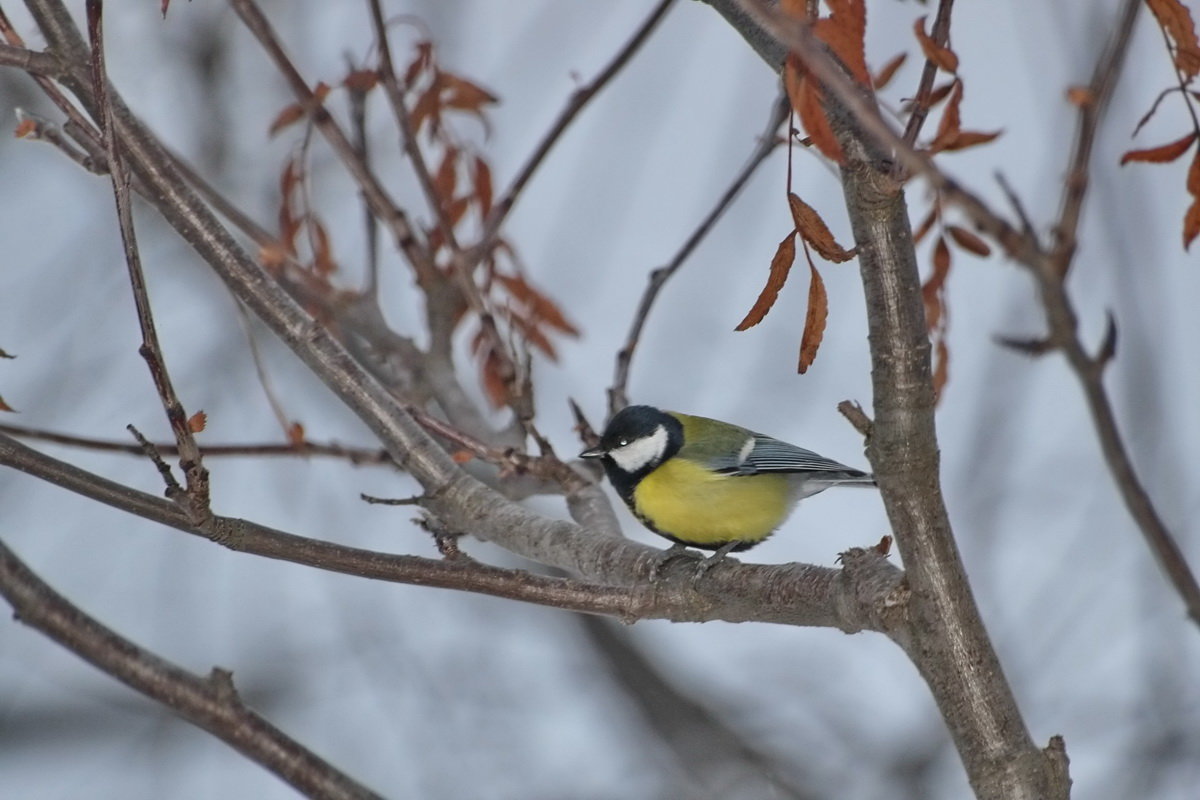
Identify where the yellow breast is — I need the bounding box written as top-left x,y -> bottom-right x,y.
632,458 -> 793,546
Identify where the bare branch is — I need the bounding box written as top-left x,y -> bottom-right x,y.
1051,0 -> 1141,273
900,0 -> 956,149
1035,0 -> 1200,626
0,422 -> 394,465
0,431 -> 906,630
0,537 -> 384,800
367,0 -> 459,259
86,0 -> 210,517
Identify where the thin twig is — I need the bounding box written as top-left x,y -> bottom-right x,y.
1050,0 -> 1141,275
404,404 -> 585,491
86,1 -> 210,518
464,0 -> 677,279
0,538 -> 384,800
367,0 -> 460,259
1034,0 -> 1200,626
234,301 -> 297,438
228,0 -> 440,287
0,13 -> 100,145
0,423 -> 394,464
364,0 -> 525,420
344,55 -> 380,298
608,92 -> 789,416
900,0 -> 955,149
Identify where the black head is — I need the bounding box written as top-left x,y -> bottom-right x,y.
579,405 -> 684,485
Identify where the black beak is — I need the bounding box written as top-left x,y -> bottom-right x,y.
579,446 -> 604,459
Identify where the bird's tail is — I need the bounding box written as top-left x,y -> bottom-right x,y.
813,471 -> 876,488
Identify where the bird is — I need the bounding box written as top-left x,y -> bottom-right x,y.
579,405 -> 874,576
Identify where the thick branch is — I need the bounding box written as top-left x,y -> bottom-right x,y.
705,2 -> 1067,798
0,431 -> 905,630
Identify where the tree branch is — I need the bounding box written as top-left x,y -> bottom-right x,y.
0,422 -> 395,465
0,537 -> 383,800
705,2 -> 1069,798
86,0 -> 210,517
0,430 -> 905,629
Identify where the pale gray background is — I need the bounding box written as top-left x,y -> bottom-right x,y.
1,1 -> 1197,798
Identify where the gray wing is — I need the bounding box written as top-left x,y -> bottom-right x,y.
712,434 -> 867,477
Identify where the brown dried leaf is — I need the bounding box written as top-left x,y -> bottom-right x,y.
278,159 -> 302,255
1147,0 -> 1200,77
786,57 -> 844,163
912,205 -> 940,245
872,52 -> 907,90
939,129 -> 1003,152
932,335 -> 950,402
403,41 -> 433,88
311,218 -> 336,276
444,196 -> 472,227
814,0 -> 870,86
735,233 -> 796,331
268,103 -> 306,137
797,252 -> 828,374
14,118 -> 36,138
788,193 -> 855,262
268,82 -> 330,137
505,307 -> 558,360
440,73 -> 499,111
1066,86 -> 1095,108
0,394 -> 17,412
929,79 -> 962,152
946,224 -> 991,257
1120,131 -> 1197,165
922,235 -> 952,331
409,79 -> 442,135
1185,198 -> 1200,249
495,273 -> 580,336
1187,147 -> 1200,196
343,69 -> 379,93
480,346 -> 509,408
434,146 -> 458,206
187,410 -> 207,433
451,449 -> 475,464
287,422 -> 306,447
779,0 -> 808,18
474,156 -> 494,217
258,242 -> 288,272
923,81 -> 956,109
914,15 -> 959,74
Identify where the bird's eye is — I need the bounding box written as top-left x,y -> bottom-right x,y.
617,438 -> 629,447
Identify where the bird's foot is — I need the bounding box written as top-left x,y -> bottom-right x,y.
690,541 -> 739,584
650,543 -> 697,581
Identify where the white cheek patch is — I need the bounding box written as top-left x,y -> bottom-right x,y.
608,424 -> 669,473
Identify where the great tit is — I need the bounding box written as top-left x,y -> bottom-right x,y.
579,405 -> 875,572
